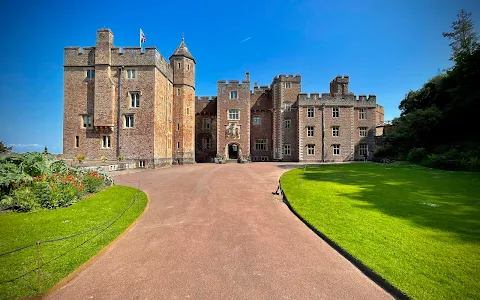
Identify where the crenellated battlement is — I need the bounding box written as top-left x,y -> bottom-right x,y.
272,74 -> 302,83
217,79 -> 251,89
64,44 -> 173,80
253,85 -> 270,93
298,91 -> 377,107
331,75 -> 349,83
195,96 -> 217,101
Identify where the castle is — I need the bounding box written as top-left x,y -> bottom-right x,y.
63,28 -> 383,167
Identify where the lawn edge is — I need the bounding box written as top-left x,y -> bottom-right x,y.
40,187 -> 150,299
280,179 -> 410,300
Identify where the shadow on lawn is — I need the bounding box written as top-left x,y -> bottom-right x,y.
297,163 -> 480,243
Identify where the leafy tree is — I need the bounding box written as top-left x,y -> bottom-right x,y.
380,10 -> 480,170
442,9 -> 479,64
0,141 -> 12,153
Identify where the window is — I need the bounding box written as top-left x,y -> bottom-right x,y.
139,160 -> 146,168
130,92 -> 140,107
283,144 -> 291,155
359,144 -> 368,156
177,142 -> 180,149
177,123 -> 180,131
186,107 -> 190,116
177,62 -> 181,69
284,119 -> 291,128
86,69 -> 95,79
332,126 -> 339,137
253,116 -> 261,125
126,69 -> 136,79
177,88 -> 181,96
202,137 -> 211,150
102,136 -> 111,148
307,145 -> 315,155
187,64 -> 190,71
82,115 -> 93,129
285,103 -> 292,111
333,144 -> 340,155
332,107 -> 339,118
307,107 -> 314,118
359,108 -> 367,120
285,82 -> 291,88
125,115 -> 134,128
255,139 -> 267,151
228,109 -> 239,120
230,91 -> 238,99
168,138 -> 171,149
359,127 -> 368,137
307,126 -> 314,137
75,136 -> 79,148
202,118 -> 211,130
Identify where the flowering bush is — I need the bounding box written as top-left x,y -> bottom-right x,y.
0,153 -> 114,212
82,171 -> 105,193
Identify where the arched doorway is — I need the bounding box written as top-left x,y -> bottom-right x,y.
226,143 -> 241,160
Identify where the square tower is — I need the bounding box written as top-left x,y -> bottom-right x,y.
216,73 -> 251,161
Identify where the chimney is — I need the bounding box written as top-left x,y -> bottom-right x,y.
245,72 -> 250,82
254,81 -> 258,88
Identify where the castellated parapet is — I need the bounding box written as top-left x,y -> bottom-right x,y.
298,93 -> 377,108
64,46 -> 173,81
272,74 -> 302,84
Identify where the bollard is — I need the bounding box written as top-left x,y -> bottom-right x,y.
36,241 -> 41,294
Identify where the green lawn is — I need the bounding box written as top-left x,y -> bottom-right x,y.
0,185 -> 147,300
280,163 -> 480,300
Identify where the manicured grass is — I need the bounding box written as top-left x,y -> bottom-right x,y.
0,185 -> 147,300
280,163 -> 480,300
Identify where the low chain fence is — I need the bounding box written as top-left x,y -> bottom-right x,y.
0,179 -> 143,296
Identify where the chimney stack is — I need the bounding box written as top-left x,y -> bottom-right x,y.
245,72 -> 250,82
254,81 -> 258,88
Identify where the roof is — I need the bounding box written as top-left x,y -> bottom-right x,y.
170,38 -> 195,62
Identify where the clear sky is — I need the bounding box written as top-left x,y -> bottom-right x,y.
0,0 -> 479,154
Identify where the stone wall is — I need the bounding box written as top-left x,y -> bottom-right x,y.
216,74 -> 251,160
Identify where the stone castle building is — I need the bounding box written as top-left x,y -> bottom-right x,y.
63,28 -> 383,167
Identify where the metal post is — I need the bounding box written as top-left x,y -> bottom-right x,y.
36,241 -> 41,293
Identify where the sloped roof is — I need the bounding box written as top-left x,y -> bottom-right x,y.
170,38 -> 195,62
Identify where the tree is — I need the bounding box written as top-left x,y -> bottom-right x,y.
0,141 -> 12,153
442,9 -> 479,64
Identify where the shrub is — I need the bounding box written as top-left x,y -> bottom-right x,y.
117,156 -> 125,161
1,188 -> 41,212
83,170 -> 105,193
407,148 -> 427,163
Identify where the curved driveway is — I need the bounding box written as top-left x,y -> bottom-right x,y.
46,163 -> 392,300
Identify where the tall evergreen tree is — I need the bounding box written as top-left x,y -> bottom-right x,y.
442,9 -> 479,64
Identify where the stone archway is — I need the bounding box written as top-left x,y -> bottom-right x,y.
225,143 -> 241,160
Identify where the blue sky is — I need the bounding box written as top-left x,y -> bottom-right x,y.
0,0 -> 479,154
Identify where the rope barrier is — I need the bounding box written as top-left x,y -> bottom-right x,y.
0,188 -> 141,285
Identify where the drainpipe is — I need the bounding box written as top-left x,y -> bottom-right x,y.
116,66 -> 124,158
321,103 -> 325,162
